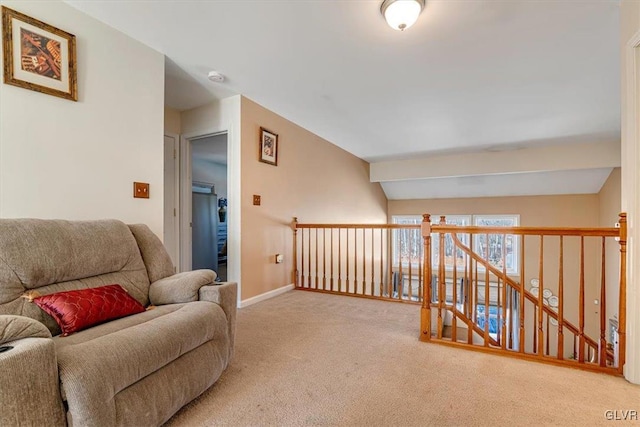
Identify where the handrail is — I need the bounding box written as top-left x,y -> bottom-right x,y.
432,225 -> 619,237
449,233 -> 602,353
296,223 -> 419,229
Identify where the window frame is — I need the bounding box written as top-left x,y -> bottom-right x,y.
390,214 -> 521,275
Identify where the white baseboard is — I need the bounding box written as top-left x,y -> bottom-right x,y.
240,284 -> 294,308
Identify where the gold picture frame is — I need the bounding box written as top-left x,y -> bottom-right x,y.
2,6 -> 77,101
259,127 -> 278,166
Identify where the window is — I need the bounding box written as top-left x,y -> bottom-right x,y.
473,215 -> 519,275
392,215 -> 470,267
391,216 -> 422,267
391,214 -> 520,275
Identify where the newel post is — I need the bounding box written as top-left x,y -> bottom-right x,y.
618,212 -> 627,374
293,217 -> 299,288
421,214 -> 432,341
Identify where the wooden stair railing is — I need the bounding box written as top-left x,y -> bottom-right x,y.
419,214 -> 626,375
293,214 -> 627,374
448,232 -> 611,364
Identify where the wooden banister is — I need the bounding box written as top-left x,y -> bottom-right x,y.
293,213 -> 626,374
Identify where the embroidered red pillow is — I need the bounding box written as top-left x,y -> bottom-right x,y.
33,284 -> 145,336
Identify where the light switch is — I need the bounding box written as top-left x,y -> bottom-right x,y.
275,254 -> 283,264
134,182 -> 150,199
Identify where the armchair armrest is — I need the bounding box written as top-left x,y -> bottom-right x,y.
148,270 -> 216,305
1,314 -> 51,345
0,316 -> 66,426
199,283 -> 237,360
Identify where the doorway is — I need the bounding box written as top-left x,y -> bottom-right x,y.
191,134 -> 228,280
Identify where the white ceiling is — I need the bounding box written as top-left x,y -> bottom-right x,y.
66,0 -> 621,199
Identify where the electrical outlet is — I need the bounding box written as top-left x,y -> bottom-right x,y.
133,182 -> 150,199
275,254 -> 283,264
253,195 -> 261,206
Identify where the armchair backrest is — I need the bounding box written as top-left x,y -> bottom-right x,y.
0,219 -> 151,335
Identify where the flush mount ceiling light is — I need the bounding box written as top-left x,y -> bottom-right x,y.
380,0 -> 425,31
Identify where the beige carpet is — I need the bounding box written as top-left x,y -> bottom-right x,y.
166,290 -> 640,426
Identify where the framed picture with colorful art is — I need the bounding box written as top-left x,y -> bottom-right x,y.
2,6 -> 77,101
259,127 -> 278,166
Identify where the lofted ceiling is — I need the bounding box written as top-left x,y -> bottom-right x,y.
66,0 -> 621,200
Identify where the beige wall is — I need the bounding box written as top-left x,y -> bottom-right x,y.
165,107 -> 181,135
389,194 -> 600,228
0,0 -> 165,236
621,0 -> 640,382
240,97 -> 388,300
599,168 -> 621,325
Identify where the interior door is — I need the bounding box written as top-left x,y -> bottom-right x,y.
192,192 -> 218,271
163,135 -> 178,268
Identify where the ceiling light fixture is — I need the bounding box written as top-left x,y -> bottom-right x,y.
380,0 -> 425,31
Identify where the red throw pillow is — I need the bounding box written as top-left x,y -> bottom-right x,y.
33,284 -> 145,336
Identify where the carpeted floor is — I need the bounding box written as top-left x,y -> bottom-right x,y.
165,290 -> 640,426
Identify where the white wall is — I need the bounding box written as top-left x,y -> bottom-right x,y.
0,1 -> 165,236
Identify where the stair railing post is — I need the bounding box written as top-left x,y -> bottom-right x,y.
293,217 -> 299,287
421,214 -> 432,341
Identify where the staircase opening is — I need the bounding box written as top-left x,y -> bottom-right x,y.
293,213 -> 627,374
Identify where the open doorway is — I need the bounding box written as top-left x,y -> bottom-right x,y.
191,134 -> 228,280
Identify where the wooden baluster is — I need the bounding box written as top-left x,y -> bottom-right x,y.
558,236 -> 564,360
437,221 -> 445,339
346,229 -> 351,293
379,228 -> 384,297
308,228 -> 312,288
315,228 -> 319,289
501,234 -> 507,349
300,227 -> 305,288
475,254 -> 479,324
419,229 -> 423,303
354,229 -> 357,294
618,213 -> 627,373
484,233 -> 489,347
467,251 -> 473,345
338,228 -> 342,293
599,236 -> 607,367
464,248 -> 468,317
538,235 -> 544,357
322,229 -> 326,291
408,229 -> 413,301
360,228 -> 365,295
452,234 -> 458,343
371,228 -> 375,297
399,228 -> 404,301
546,311 -> 550,357
421,214 -> 432,341
519,234 -> 526,353
387,228 -> 392,298
507,286 -> 513,349
578,236 -> 585,363
330,228 -> 334,291
293,218 -> 299,287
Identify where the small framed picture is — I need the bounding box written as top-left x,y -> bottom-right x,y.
259,127 -> 278,166
2,6 -> 77,101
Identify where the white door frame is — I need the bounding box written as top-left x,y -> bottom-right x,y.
623,30 -> 640,384
164,132 -> 180,271
179,131 -> 226,271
